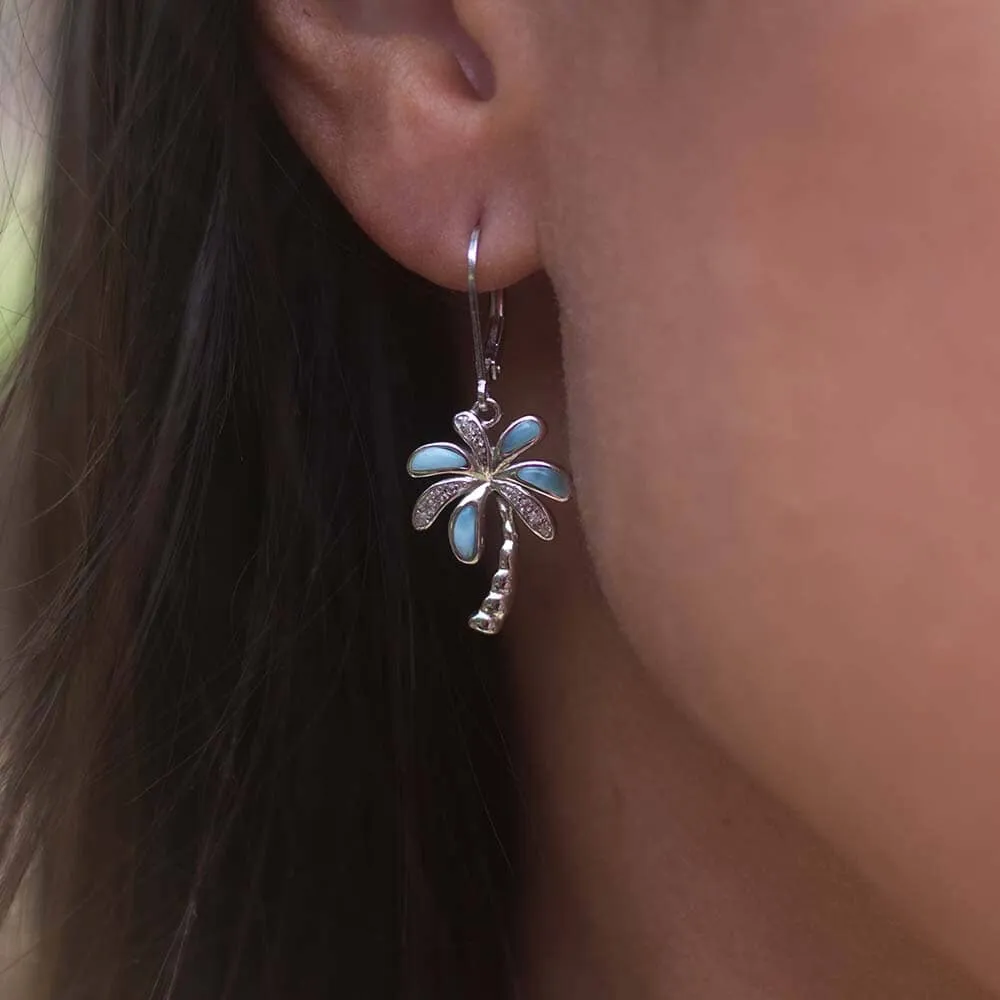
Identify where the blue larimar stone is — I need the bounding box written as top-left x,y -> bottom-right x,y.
450,502 -> 480,563
497,417 -> 543,459
509,463 -> 572,500
408,444 -> 471,476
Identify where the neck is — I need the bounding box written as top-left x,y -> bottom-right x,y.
500,279 -> 991,1000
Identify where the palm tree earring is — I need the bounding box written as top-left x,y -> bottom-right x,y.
406,224 -> 574,635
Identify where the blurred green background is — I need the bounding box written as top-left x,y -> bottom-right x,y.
1,0 -> 46,368
0,191 -> 34,362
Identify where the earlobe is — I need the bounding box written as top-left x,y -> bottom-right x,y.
254,0 -> 541,290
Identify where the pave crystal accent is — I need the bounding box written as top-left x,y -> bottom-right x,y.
412,478 -> 475,530
493,482 -> 555,541
453,411 -> 491,470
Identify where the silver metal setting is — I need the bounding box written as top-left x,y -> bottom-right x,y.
466,224 -> 506,427
406,224 -> 574,635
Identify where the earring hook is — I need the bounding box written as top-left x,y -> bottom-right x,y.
467,224 -> 505,427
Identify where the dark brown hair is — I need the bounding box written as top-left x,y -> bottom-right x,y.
0,1 -> 519,996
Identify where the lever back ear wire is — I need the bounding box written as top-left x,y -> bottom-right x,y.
406,224 -> 574,635
467,225 -> 505,428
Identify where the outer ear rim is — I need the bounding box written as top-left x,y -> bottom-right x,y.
254,0 -> 541,291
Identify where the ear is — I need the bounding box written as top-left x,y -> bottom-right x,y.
254,0 -> 541,290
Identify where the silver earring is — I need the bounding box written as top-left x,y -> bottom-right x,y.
406,224 -> 574,635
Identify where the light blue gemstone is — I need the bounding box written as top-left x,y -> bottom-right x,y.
511,463 -> 571,500
450,503 -> 480,562
408,444 -> 470,476
498,417 -> 542,459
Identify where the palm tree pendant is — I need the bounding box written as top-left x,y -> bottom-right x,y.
407,408 -> 573,634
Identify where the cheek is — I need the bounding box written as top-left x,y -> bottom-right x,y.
536,0 -> 1000,989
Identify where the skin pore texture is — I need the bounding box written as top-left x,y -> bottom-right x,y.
257,1 -> 1000,996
